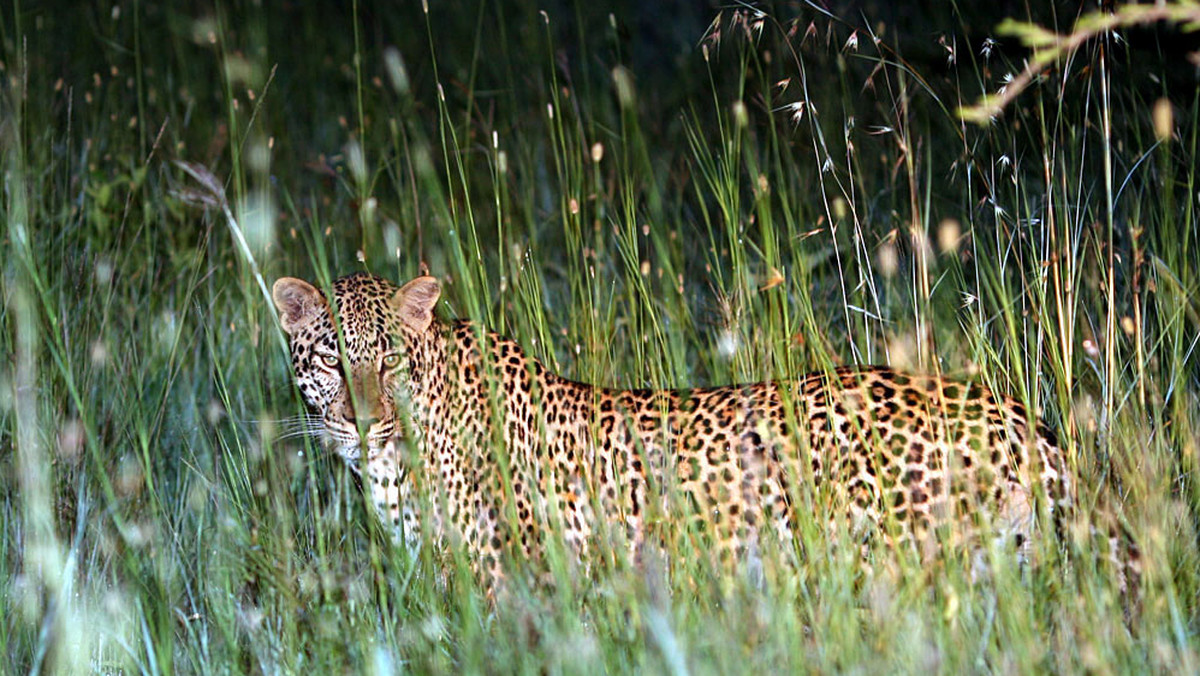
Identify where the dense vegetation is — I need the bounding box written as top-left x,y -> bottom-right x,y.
3,1 -> 1198,672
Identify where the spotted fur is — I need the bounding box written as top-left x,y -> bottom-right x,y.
274,272 -> 1076,587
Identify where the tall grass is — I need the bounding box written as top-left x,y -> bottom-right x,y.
2,1 -> 1197,672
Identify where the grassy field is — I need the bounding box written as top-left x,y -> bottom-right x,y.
3,0 -> 1199,672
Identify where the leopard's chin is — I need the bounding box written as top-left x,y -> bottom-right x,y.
366,437 -> 401,463
325,435 -> 402,480
326,441 -> 363,472
317,429 -> 365,467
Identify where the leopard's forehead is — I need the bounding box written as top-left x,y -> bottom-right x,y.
329,273 -> 400,356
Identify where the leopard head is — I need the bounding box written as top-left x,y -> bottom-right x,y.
271,272 -> 441,468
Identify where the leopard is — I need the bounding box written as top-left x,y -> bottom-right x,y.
273,271 -> 1082,590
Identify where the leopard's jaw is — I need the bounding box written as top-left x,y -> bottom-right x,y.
276,272 -> 1084,591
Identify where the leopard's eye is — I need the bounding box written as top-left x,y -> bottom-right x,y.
319,354 -> 341,368
382,353 -> 401,369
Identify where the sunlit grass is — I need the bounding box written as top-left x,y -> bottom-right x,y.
2,1 -> 1198,672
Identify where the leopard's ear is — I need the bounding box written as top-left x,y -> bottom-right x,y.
273,277 -> 326,335
391,275 -> 441,332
